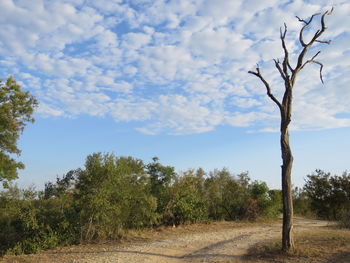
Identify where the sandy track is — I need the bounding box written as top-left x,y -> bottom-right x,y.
2,219 -> 330,263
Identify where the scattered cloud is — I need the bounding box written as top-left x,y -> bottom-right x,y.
0,0 -> 349,134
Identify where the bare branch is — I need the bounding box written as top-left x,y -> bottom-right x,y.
280,23 -> 287,39
310,8 -> 334,44
298,51 -> 324,83
312,60 -> 324,84
296,13 -> 321,24
298,26 -> 306,47
280,23 -> 293,74
312,51 -> 321,58
295,16 -> 307,24
248,66 -> 283,110
310,51 -> 321,60
297,13 -> 320,47
248,8 -> 333,116
315,39 -> 332,44
274,59 -> 286,81
299,51 -> 321,69
294,8 -> 333,76
320,7 -> 334,34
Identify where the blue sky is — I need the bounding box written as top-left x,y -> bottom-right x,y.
1,0 -> 349,189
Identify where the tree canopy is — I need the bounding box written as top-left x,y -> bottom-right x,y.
0,76 -> 37,186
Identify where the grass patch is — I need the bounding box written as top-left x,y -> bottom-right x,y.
245,226 -> 350,263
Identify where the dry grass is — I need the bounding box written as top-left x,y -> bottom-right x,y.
245,226 -> 350,263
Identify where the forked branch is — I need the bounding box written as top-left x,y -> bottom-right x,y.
299,51 -> 324,83
293,7 -> 333,84
274,59 -> 286,81
296,12 -> 321,47
296,8 -> 333,47
280,23 -> 293,75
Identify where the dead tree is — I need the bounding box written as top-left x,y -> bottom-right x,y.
248,8 -> 333,252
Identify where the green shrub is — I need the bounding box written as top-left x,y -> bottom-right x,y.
74,153 -> 158,241
0,153 -> 287,256
304,170 -> 350,220
165,174 -> 208,225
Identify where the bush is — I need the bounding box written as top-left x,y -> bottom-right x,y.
0,153 -> 284,256
164,173 -> 208,225
74,153 -> 158,241
204,169 -> 248,220
304,170 -> 350,220
0,186 -> 72,255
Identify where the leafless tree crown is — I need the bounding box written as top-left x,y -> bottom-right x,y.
248,8 -> 334,108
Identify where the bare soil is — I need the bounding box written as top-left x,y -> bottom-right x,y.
1,219 -> 336,263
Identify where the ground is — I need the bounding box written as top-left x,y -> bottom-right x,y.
1,218 -> 346,263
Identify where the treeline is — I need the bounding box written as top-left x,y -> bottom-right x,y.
294,169 -> 350,225
0,153 -> 281,255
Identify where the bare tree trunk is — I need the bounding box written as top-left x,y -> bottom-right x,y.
281,120 -> 294,251
280,89 -> 294,251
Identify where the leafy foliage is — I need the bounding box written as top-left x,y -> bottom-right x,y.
74,153 -> 158,240
0,185 -> 72,255
164,170 -> 208,225
146,157 -> 176,216
0,77 -> 37,186
293,186 -> 313,217
0,153 -> 283,256
304,169 -> 350,220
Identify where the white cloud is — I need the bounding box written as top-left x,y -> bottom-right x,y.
232,97 -> 262,108
37,103 -> 64,117
110,98 -> 156,121
121,32 -> 151,50
225,112 -> 274,127
108,81 -> 133,93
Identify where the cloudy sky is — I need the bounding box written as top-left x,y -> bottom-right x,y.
1,0 -> 349,189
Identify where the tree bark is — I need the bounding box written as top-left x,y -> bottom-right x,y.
280,88 -> 294,251
280,114 -> 294,251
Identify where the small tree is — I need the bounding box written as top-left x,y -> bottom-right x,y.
0,77 -> 37,187
248,8 -> 333,252
74,153 -> 158,240
304,169 -> 350,220
146,157 -> 176,215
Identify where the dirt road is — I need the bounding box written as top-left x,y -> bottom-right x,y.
2,218 -> 331,263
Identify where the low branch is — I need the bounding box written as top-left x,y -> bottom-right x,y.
248,66 -> 283,110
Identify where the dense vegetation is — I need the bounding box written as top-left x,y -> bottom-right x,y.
294,169 -> 350,225
0,153 -> 281,255
1,153 -> 349,256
